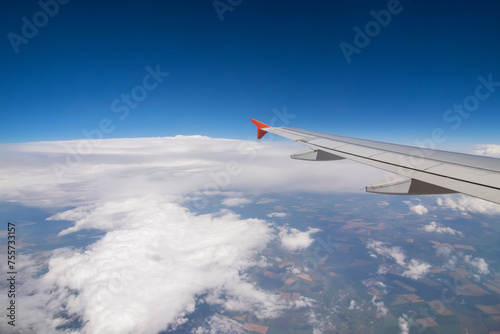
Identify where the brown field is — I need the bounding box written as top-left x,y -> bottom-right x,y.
367,287 -> 382,298
393,280 -> 417,292
430,240 -> 455,251
419,277 -> 444,289
233,314 -> 247,322
416,318 -> 439,327
392,295 -> 410,305
453,244 -> 476,251
350,259 -> 373,267
427,300 -> 453,315
476,304 -> 500,315
243,322 -> 269,334
485,283 -> 500,295
295,274 -> 313,282
457,283 -> 489,297
403,294 -> 420,301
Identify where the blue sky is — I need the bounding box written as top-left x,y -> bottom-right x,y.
1,0 -> 500,146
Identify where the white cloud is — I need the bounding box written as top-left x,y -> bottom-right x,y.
267,212 -> 287,218
362,280 -> 388,294
436,195 -> 500,215
256,198 -> 278,204
444,255 -> 459,271
4,136 -> 372,333
0,136 -> 449,333
348,300 -> 359,310
398,314 -> 410,334
403,201 -> 428,215
366,240 -> 430,280
402,259 -> 432,280
30,197 -> 289,334
441,253 -> 490,278
279,226 -> 321,252
0,137 -> 385,209
222,197 -> 252,207
420,221 -> 463,236
464,255 -> 490,275
366,240 -> 406,266
474,144 -> 500,157
192,315 -> 245,334
377,201 -> 389,207
436,246 -> 453,258
370,296 -> 388,317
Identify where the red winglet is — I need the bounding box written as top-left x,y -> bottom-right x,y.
250,119 -> 270,139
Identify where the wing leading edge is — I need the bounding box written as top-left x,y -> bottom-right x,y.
250,119 -> 500,205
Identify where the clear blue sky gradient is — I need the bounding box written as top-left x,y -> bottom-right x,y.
1,0 -> 500,146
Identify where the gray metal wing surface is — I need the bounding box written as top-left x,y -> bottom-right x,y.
250,119 -> 500,205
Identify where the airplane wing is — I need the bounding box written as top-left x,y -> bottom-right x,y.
250,119 -> 500,205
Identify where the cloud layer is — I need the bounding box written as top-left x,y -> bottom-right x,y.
3,136 -> 380,333
0,136 -> 384,209
437,195 -> 500,215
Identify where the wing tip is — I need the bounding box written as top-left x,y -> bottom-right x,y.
250,119 -> 271,139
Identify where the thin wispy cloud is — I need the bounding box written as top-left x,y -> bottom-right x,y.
222,197 -> 252,207
267,212 -> 287,218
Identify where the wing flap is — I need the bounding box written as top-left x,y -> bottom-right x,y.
366,176 -> 457,195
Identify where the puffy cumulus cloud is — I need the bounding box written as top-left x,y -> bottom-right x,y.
420,221 -> 463,236
403,201 -> 428,215
0,253 -> 69,334
464,255 -> 490,275
221,197 -> 252,207
362,280 -> 388,295
348,300 -> 360,310
377,201 -> 389,208
398,314 -> 410,334
436,245 -> 453,258
444,255 -> 459,271
402,259 -> 432,280
370,297 -> 388,317
366,240 -> 406,266
474,144 -> 500,158
436,195 -> 500,215
366,240 -> 430,280
307,309 -> 336,334
25,196 -> 293,334
441,253 -> 490,278
267,212 -> 287,218
278,226 -> 322,252
204,281 -> 316,320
